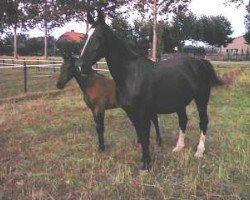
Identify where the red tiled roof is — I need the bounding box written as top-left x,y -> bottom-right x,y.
58,31 -> 86,43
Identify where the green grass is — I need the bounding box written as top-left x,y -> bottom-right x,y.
0,64 -> 249,199
0,68 -> 63,99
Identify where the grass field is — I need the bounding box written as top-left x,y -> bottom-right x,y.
0,63 -> 249,199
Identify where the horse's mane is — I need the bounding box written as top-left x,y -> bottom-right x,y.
103,24 -> 139,58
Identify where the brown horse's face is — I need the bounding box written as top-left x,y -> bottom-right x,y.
56,58 -> 75,89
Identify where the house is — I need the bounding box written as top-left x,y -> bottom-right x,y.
58,30 -> 85,43
219,35 -> 250,55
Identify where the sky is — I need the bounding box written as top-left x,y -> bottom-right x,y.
26,0 -> 248,39
189,0 -> 248,37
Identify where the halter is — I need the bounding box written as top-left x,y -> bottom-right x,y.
91,65 -> 109,72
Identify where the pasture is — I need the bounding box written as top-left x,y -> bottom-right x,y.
0,63 -> 249,199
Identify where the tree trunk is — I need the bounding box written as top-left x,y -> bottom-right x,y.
44,20 -> 48,59
152,0 -> 158,62
13,25 -> 17,59
44,0 -> 48,59
85,0 -> 90,32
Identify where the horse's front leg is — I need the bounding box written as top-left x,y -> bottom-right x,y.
125,110 -> 141,144
93,110 -> 105,151
139,117 -> 151,170
126,110 -> 151,170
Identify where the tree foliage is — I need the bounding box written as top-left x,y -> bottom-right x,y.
170,12 -> 197,42
132,0 -> 191,18
133,20 -> 152,55
244,2 -> 250,43
0,34 -> 57,56
111,16 -> 134,40
224,0 -> 244,7
169,14 -> 233,47
0,0 -> 32,30
57,0 -> 130,22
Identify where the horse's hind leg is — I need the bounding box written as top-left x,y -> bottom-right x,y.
151,114 -> 162,146
194,88 -> 210,158
93,111 -> 105,151
173,109 -> 188,152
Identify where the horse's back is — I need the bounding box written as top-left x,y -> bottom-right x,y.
148,56 -> 211,113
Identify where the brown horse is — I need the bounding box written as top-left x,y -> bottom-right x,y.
56,54 -> 162,151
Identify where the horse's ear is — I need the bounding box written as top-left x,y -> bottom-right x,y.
87,10 -> 95,24
97,10 -> 105,24
61,51 -> 71,61
61,52 -> 68,60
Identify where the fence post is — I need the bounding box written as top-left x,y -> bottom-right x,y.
37,58 -> 40,71
23,61 -> 28,93
53,61 -> 56,72
12,59 -> 14,70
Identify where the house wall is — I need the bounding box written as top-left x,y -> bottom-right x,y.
220,36 -> 250,55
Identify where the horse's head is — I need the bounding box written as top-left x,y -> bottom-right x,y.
76,10 -> 107,74
56,53 -> 77,89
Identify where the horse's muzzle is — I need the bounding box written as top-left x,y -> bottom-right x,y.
56,82 -> 64,90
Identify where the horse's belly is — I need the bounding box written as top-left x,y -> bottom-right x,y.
154,92 -> 194,114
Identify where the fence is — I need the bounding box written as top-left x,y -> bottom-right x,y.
205,53 -> 250,61
0,58 -> 108,99
0,58 -> 63,98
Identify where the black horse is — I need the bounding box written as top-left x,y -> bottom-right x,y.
76,11 -> 223,170
56,54 -> 162,151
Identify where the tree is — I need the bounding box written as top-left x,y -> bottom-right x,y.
111,16 -> 134,40
195,15 -> 233,47
244,2 -> 250,43
171,12 -> 198,43
224,0 -> 244,6
133,20 -> 153,55
59,0 -> 130,29
0,0 -> 33,58
162,26 -> 179,53
26,0 -> 68,59
211,15 -> 233,46
0,33 -> 57,56
132,0 -> 191,61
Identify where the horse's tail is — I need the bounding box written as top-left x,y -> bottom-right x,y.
200,59 -> 224,87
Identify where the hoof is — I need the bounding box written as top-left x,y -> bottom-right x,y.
139,162 -> 151,171
139,157 -> 151,171
194,148 -> 205,158
172,145 -> 184,152
157,137 -> 162,146
99,145 -> 105,152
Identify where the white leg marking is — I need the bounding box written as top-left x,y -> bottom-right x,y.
195,131 -> 206,158
173,130 -> 185,152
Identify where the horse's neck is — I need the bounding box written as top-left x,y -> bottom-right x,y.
72,69 -> 91,93
105,40 -> 153,89
104,32 -> 137,86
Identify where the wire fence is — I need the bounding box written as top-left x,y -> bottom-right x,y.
0,58 -> 62,99
0,58 -> 108,99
